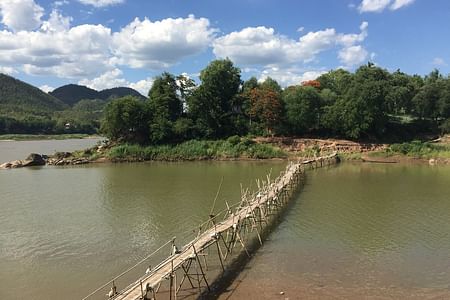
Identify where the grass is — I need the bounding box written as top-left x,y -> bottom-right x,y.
0,134 -> 97,141
105,137 -> 287,161
385,140 -> 450,159
339,152 -> 363,161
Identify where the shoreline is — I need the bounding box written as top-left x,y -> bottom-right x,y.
0,134 -> 101,141
1,135 -> 450,169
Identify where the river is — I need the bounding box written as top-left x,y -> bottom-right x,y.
0,137 -> 103,163
1,140 -> 449,299
219,163 -> 450,299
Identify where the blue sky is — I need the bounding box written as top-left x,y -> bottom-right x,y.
0,0 -> 449,95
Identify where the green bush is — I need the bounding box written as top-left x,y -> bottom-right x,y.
106,139 -> 286,161
387,140 -> 450,158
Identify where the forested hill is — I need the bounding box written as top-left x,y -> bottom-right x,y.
50,84 -> 98,106
99,87 -> 146,101
0,73 -> 67,115
50,84 -> 146,106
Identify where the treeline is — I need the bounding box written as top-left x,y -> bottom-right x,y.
0,99 -> 104,134
101,59 -> 450,144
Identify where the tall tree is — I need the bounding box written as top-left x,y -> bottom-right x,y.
101,96 -> 149,143
283,86 -> 321,134
248,86 -> 283,135
147,72 -> 183,143
187,59 -> 241,138
412,70 -> 444,120
260,77 -> 282,95
323,65 -> 390,138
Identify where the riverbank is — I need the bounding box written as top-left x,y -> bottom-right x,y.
2,135 -> 450,169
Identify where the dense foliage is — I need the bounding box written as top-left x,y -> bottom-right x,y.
106,137 -> 286,161
101,60 -> 450,144
50,84 -> 146,106
0,74 -> 145,134
2,59 -> 450,140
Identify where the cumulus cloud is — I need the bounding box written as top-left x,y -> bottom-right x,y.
78,0 -> 125,8
212,22 -> 368,67
41,9 -> 72,32
39,84 -> 54,93
112,15 -> 216,69
0,0 -> 44,31
259,67 -> 326,87
358,0 -> 415,12
389,0 -> 415,10
79,68 -> 153,95
0,10 -> 218,84
432,57 -> 447,67
338,45 -> 369,66
128,78 -> 154,96
0,23 -> 114,78
0,66 -> 17,75
78,68 -> 127,90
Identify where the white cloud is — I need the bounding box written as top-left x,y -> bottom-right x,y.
78,68 -> 153,95
128,78 -> 153,96
78,0 -> 124,7
0,23 -> 114,78
213,22 -> 368,67
41,9 -> 72,32
53,0 -> 69,7
359,0 -> 391,12
338,45 -> 369,67
259,67 -> 326,87
358,0 -> 415,12
432,57 -> 447,67
0,0 -> 44,31
78,68 -> 127,90
390,0 -> 415,10
39,84 -> 54,93
113,15 -> 216,69
0,11 -> 218,81
0,66 -> 17,75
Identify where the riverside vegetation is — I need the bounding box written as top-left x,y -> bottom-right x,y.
1,58 -> 450,163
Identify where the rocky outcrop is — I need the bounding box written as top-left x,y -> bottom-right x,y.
47,157 -> 90,166
0,153 -> 46,169
255,137 -> 387,154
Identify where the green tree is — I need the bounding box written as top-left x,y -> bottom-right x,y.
323,65 -> 390,139
101,96 -> 149,143
147,72 -> 183,143
283,86 -> 321,134
317,69 -> 353,96
187,59 -> 242,138
259,77 -> 282,95
386,70 -> 420,115
412,70 -> 444,120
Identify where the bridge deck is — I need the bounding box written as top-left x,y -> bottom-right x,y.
82,153 -> 338,300
114,163 -> 300,300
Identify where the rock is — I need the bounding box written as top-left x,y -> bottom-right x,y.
23,153 -> 46,166
0,153 -> 46,169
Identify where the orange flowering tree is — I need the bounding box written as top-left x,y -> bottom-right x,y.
301,80 -> 321,88
248,87 -> 283,135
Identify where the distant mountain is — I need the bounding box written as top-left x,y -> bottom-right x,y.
50,84 -> 100,106
50,84 -> 146,106
0,73 -> 67,115
99,87 -> 147,101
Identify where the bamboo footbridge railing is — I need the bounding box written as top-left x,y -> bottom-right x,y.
82,153 -> 339,300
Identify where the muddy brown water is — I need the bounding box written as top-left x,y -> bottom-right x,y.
1,140 -> 449,300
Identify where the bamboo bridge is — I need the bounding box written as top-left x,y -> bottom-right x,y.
82,153 -> 339,300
